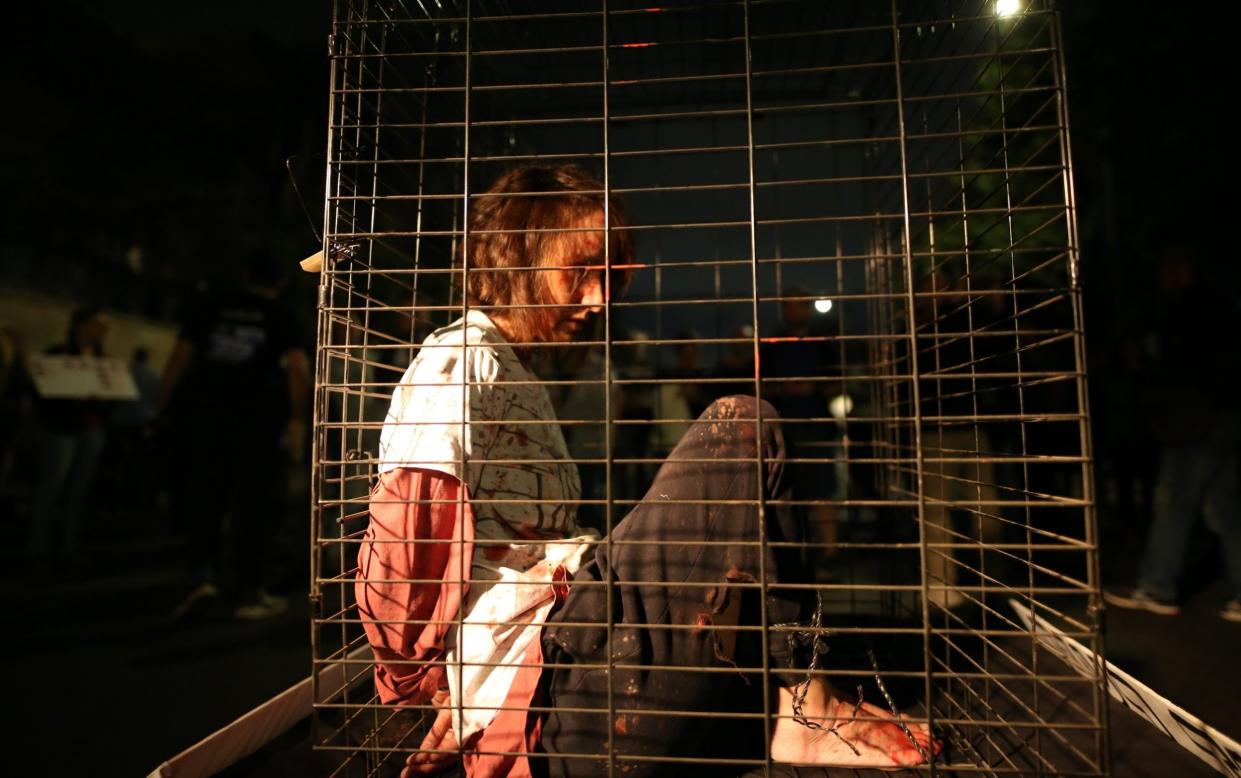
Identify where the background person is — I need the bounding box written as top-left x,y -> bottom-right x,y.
24,306 -> 112,564
161,253 -> 310,621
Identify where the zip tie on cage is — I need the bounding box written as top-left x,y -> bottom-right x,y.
329,241 -> 360,264
867,647 -> 935,764
301,240 -> 360,274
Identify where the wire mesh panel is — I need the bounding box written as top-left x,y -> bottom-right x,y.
312,0 -> 1107,775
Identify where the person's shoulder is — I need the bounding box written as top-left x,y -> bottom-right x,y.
424,311 -> 509,346
411,316 -> 509,385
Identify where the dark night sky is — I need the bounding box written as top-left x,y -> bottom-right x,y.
1058,5 -> 1232,336
3,1 -> 329,316
1,3 -> 1230,333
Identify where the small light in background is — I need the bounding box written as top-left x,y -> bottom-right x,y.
814,298 -> 833,314
996,0 -> 1020,17
829,394 -> 854,420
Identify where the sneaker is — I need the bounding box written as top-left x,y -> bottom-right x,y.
1103,587 -> 1180,616
234,590 -> 289,621
172,581 -> 220,621
1221,600 -> 1241,623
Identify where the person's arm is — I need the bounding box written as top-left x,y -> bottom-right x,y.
356,467 -> 475,705
158,339 -> 195,416
357,467 -> 476,773
283,347 -> 311,461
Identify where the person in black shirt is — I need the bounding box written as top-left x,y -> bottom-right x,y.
161,257 -> 309,620
761,292 -> 841,567
1105,246 -> 1241,621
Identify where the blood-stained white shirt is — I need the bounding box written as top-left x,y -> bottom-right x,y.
378,309 -> 596,741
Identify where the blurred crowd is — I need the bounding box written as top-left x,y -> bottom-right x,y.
0,255 -> 311,622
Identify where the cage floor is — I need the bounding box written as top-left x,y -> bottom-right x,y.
8,535 -> 1235,777
227,682 -> 1218,778
298,629 -> 1222,777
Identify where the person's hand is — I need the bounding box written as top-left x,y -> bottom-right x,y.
401,706 -> 458,777
286,418 -> 307,464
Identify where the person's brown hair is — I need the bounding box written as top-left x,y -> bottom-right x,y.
461,164 -> 634,345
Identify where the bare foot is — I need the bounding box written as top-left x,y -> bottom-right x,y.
771,680 -> 941,768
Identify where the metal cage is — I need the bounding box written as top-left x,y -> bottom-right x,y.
311,0 -> 1107,774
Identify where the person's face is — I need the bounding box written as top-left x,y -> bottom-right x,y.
77,315 -> 108,349
543,211 -> 607,342
781,298 -> 812,329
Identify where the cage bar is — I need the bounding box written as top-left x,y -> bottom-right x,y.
311,1 -> 1107,775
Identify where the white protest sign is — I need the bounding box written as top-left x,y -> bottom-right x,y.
27,354 -> 139,401
1010,598 -> 1241,777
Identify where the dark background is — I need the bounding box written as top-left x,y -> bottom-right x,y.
1,2 -> 1236,775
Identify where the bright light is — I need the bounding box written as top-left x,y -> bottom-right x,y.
814,298 -> 833,314
996,0 -> 1020,17
829,394 -> 854,420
